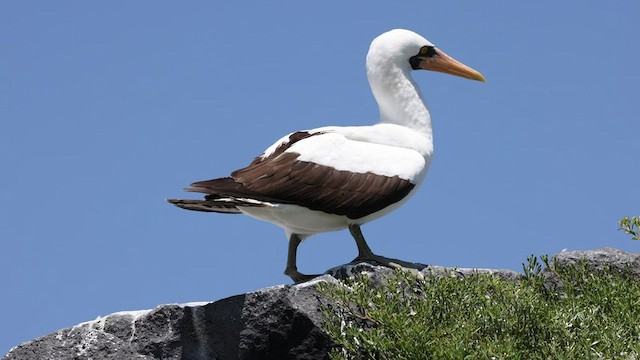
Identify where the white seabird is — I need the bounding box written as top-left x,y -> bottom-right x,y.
168,29 -> 486,283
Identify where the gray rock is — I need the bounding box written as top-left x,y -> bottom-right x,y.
327,259 -> 522,286
552,247 -> 640,276
3,281 -> 334,360
541,247 -> 640,293
4,248 -> 638,360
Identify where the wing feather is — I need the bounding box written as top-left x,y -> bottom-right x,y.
186,131 -> 420,219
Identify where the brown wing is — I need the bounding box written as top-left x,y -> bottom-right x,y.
188,132 -> 415,219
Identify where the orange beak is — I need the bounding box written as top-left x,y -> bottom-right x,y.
418,48 -> 486,82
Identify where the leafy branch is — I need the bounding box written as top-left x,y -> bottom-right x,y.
619,216 -> 640,240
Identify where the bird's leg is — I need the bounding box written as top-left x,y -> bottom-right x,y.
348,224 -> 402,269
284,233 -> 322,283
349,224 -> 376,260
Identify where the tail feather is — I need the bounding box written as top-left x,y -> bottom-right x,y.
186,177 -> 244,195
165,198 -> 241,214
166,197 -> 269,214
169,177 -> 275,214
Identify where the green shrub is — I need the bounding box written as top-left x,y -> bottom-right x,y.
318,258 -> 640,359
620,216 -> 640,240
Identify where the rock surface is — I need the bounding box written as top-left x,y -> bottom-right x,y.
542,247 -> 640,294
552,247 -> 640,275
4,248 -> 638,360
2,280 -> 335,360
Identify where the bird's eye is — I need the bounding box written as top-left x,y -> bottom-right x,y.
419,46 -> 437,58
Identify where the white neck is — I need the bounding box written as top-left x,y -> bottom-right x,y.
367,64 -> 433,138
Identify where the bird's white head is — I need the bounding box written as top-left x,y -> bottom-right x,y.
366,29 -> 485,135
367,29 -> 486,82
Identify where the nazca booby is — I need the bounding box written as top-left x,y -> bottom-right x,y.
168,29 -> 485,283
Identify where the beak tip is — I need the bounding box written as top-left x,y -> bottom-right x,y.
472,72 -> 487,83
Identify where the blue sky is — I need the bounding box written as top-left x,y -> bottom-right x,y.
1,1 -> 638,353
